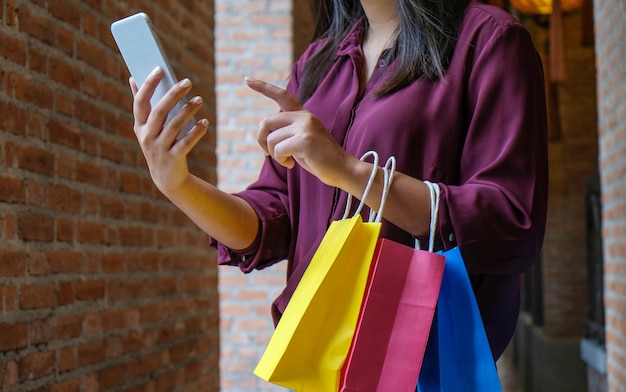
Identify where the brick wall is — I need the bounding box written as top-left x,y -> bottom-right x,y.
521,9 -> 598,338
0,1 -> 219,391
215,0 -> 312,390
595,0 -> 626,389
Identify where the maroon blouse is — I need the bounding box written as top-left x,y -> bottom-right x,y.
213,2 -> 548,359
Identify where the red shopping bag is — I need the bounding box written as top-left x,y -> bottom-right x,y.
340,238 -> 445,392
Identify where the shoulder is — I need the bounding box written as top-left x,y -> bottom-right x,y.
462,2 -> 525,31
458,2 -> 532,46
455,2 -> 536,61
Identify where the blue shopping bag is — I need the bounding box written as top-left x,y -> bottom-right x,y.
417,246 -> 502,392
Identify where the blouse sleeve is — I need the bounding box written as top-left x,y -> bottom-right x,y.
437,20 -> 549,275
210,62 -> 305,273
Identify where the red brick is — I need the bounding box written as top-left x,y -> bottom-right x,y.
25,181 -> 46,207
48,184 -> 81,213
50,314 -> 83,340
100,136 -> 125,164
122,331 -> 144,353
100,308 -> 125,332
51,378 -> 80,392
78,341 -> 105,367
4,284 -> 17,311
9,72 -> 53,110
137,303 -> 160,326
6,360 -> 17,387
17,213 -> 54,242
0,213 -> 17,240
58,346 -> 75,373
49,119 -> 81,150
0,250 -> 27,277
74,97 -> 102,127
16,145 -> 54,176
19,283 -> 56,309
100,196 -> 125,220
30,319 -> 50,344
99,363 -> 126,389
76,280 -> 105,301
0,323 -> 28,351
48,251 -> 82,273
0,101 -> 26,135
75,159 -> 104,187
105,336 -> 123,359
48,1 -> 80,28
17,6 -> 54,45
120,171 -> 144,195
55,217 -> 74,243
138,352 -> 161,376
56,25 -> 74,56
27,41 -> 48,74
0,175 -> 26,203
76,221 -> 104,244
18,351 -> 55,381
56,151 -> 75,180
27,250 -> 48,276
154,369 -> 177,392
0,28 -> 26,64
58,282 -> 76,305
49,55 -> 81,89
87,310 -> 108,337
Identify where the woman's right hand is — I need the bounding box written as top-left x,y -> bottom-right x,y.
129,66 -> 208,196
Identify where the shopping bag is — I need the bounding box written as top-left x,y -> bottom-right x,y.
339,237 -> 445,392
417,183 -> 502,392
340,174 -> 445,392
254,151 -> 389,391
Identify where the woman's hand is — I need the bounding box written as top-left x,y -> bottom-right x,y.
130,66 -> 208,196
246,77 -> 354,188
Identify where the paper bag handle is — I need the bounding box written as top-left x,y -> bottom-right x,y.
342,151 -> 396,222
416,181 -> 440,252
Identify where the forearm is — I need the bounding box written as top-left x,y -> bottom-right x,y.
164,174 -> 259,250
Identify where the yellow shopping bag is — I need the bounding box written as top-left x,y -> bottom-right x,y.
254,215 -> 380,391
254,152 -> 391,391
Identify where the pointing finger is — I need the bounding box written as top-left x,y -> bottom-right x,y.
245,77 -> 303,112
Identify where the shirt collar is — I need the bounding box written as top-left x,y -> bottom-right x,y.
336,17 -> 367,57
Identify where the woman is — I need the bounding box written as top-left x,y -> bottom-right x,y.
130,0 -> 548,363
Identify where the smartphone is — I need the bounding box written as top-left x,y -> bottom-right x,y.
111,12 -> 195,138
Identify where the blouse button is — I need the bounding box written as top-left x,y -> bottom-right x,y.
378,59 -> 386,68
448,233 -> 456,243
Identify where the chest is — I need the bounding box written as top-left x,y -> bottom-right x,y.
303,56 -> 468,182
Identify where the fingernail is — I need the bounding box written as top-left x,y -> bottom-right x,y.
151,66 -> 162,76
197,119 -> 208,127
244,76 -> 255,82
179,78 -> 191,88
191,96 -> 203,104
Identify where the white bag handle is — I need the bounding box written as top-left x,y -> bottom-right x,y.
416,181 -> 440,252
342,151 -> 396,223
370,156 -> 396,223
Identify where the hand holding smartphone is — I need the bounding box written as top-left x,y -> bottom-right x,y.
111,12 -> 195,138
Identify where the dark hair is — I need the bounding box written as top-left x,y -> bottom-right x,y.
299,0 -> 471,102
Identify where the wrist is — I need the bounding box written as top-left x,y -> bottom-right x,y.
154,172 -> 191,200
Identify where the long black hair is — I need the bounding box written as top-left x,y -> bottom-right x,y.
299,0 -> 471,102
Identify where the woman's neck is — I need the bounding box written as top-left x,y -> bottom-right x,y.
358,1 -> 398,88
361,0 -> 398,45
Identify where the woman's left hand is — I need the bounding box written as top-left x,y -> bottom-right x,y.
246,77 -> 353,188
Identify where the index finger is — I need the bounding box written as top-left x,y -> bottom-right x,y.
245,77 -> 303,112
